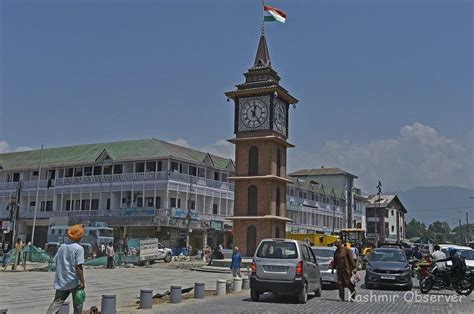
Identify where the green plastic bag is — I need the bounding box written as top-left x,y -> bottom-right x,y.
73,288 -> 86,304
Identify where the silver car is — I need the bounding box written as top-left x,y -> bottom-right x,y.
312,246 -> 337,287
250,239 -> 322,303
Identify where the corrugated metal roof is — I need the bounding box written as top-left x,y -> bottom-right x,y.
289,167 -> 358,178
366,194 -> 407,213
0,138 -> 233,171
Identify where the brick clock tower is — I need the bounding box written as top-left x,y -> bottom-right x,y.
225,33 -> 298,257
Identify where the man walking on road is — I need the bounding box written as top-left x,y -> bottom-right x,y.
47,224 -> 86,314
2,243 -> 11,271
106,242 -> 115,269
332,239 -> 357,301
230,246 -> 242,278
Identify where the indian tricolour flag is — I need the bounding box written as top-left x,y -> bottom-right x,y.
264,5 -> 287,23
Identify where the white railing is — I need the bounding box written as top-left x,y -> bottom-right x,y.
0,182 -> 18,190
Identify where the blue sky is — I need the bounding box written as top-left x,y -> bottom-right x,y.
1,0 -> 473,192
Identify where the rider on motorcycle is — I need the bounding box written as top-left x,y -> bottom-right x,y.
436,248 -> 467,281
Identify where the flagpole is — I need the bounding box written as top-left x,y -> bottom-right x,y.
261,0 -> 265,35
30,144 -> 44,249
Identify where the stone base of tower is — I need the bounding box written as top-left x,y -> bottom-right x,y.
231,216 -> 290,257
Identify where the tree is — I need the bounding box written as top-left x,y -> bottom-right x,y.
406,218 -> 428,239
427,221 -> 451,243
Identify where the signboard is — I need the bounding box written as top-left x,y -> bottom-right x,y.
170,208 -> 198,220
1,221 -> 12,230
120,207 -> 156,217
210,220 -> 223,231
139,238 -> 159,261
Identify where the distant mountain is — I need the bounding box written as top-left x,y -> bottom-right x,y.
390,186 -> 474,226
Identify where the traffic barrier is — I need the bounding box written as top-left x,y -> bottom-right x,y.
242,278 -> 250,290
170,286 -> 182,304
216,279 -> 226,296
140,289 -> 153,309
233,277 -> 243,292
194,282 -> 205,299
101,294 -> 116,314
58,302 -> 69,314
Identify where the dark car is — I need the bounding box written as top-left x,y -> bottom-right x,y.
365,248 -> 413,290
312,246 -> 337,287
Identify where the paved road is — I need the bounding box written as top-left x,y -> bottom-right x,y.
0,265 -> 229,314
157,277 -> 474,314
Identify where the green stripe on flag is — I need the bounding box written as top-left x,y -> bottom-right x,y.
264,16 -> 277,22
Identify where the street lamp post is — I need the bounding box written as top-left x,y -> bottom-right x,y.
376,181 -> 382,246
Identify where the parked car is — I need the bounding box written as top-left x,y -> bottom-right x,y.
250,238 -> 322,304
440,245 -> 474,269
311,246 -> 337,287
365,248 -> 413,290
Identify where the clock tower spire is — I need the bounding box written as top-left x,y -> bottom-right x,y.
225,33 -> 298,257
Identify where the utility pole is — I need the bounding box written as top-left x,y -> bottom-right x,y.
31,144 -> 44,249
376,181 -> 382,246
11,181 -> 22,271
459,219 -> 463,244
466,212 -> 469,242
185,177 -> 194,252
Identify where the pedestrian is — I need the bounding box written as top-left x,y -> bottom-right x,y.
332,239 -> 357,301
350,245 -> 359,267
92,242 -> 99,259
46,224 -> 86,314
106,242 -> 115,269
230,246 -> 242,278
14,238 -> 24,267
123,234 -> 129,255
100,243 -> 106,257
2,243 -> 11,271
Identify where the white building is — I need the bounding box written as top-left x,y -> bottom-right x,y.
0,138 -> 235,250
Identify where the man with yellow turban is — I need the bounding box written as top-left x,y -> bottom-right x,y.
46,224 -> 86,314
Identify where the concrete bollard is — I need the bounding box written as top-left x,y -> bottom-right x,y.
58,302 -> 69,314
216,279 -> 226,296
140,289 -> 153,309
242,278 -> 250,290
170,286 -> 182,304
233,277 -> 243,292
0,309 -> 8,314
194,282 -> 205,299
101,294 -> 117,314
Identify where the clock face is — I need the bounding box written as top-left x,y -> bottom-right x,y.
239,98 -> 269,130
273,98 -> 287,135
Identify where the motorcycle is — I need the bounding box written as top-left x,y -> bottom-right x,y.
419,264 -> 472,296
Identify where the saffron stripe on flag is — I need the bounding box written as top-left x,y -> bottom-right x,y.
264,5 -> 287,18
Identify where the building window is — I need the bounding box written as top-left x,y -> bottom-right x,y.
170,197 -> 178,208
391,210 -> 394,216
81,200 -> 90,211
213,204 -> 218,215
106,199 -> 110,210
171,162 -> 179,172
189,166 -> 197,176
29,201 -> 35,207
214,172 -> 219,181
103,165 -> 112,175
33,171 -> 39,176
276,148 -> 281,177
275,226 -> 280,238
247,225 -> 257,256
93,166 -> 102,176
137,197 -> 143,208
188,200 -> 195,210
248,146 -> 258,176
155,197 -> 161,209
157,161 -> 163,172
248,185 -> 258,215
114,164 -> 123,174
198,168 -> 205,178
135,162 -> 145,173
74,167 -> 83,177
91,199 -> 99,210
276,187 -> 281,216
65,168 -> 74,177
65,200 -> 71,211
384,209 -> 389,218
146,161 -> 156,172
391,225 -> 395,232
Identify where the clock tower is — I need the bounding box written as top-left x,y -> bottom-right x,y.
225,33 -> 298,256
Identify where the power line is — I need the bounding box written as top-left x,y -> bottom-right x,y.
409,205 -> 474,212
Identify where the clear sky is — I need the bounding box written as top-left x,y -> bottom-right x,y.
1,0 -> 473,192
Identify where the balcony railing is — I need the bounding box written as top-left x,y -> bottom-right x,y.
1,171 -> 234,192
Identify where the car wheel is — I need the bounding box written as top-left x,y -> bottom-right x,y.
250,289 -> 260,302
164,253 -> 172,263
315,279 -> 322,297
298,282 -> 308,304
